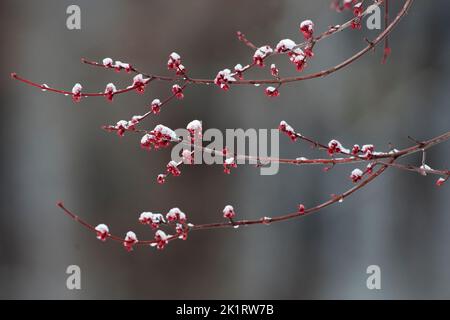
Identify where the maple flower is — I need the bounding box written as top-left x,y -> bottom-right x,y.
436,177 -> 446,187
139,212 -> 166,229
166,160 -> 181,177
94,224 -> 110,241
328,139 -> 343,155
223,205 -> 236,219
152,230 -> 169,250
279,120 -> 298,142
171,84 -> 184,99
166,207 -> 187,223
71,83 -> 82,103
214,69 -> 236,91
350,168 -> 364,183
275,39 -> 297,53
167,52 -> 181,70
300,20 -> 314,40
102,57 -> 113,67
131,74 -> 150,94
123,231 -> 138,251
104,83 -> 117,102
253,45 -> 273,67
150,98 -> 162,114
265,86 -> 280,97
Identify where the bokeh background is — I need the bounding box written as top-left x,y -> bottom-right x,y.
1,0 -> 449,299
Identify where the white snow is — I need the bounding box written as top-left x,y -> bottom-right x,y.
151,98 -> 161,106
280,120 -> 295,134
102,57 -> 113,66
225,157 -> 235,165
114,61 -> 130,69
153,124 -> 178,140
351,168 -> 363,177
275,39 -> 296,52
156,229 -> 168,239
253,45 -> 273,58
71,83 -> 82,94
166,207 -> 186,221
216,69 -> 236,82
125,231 -> 137,241
141,133 -> 154,145
169,52 -> 181,61
223,205 -> 234,214
95,224 -> 109,233
300,20 -> 314,31
105,83 -> 117,93
234,64 -> 244,72
186,120 -> 202,131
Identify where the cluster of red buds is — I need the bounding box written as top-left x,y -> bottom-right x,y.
140,124 -> 178,150
278,121 -> 298,142
214,69 -> 237,91
167,52 -> 186,76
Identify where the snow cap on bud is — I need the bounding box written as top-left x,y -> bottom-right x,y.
223,205 -> 236,219
289,49 -> 307,72
115,119 -> 132,137
152,230 -> 169,250
223,157 -> 237,174
186,119 -> 202,132
132,74 -> 150,93
253,45 -> 273,67
328,139 -> 343,155
270,64 -> 279,77
150,98 -> 162,114
95,224 -> 109,241
186,119 -> 202,140
102,57 -> 113,67
123,231 -> 138,251
114,61 -> 131,72
298,204 -> 305,214
166,207 -> 186,222
350,168 -> 364,183
234,64 -> 245,79
362,144 -> 374,159
167,52 -> 181,70
176,223 -> 188,240
157,174 -> 166,184
153,124 -> 178,141
351,144 -> 360,155
139,212 -> 165,229
436,177 -> 446,187
140,133 -> 154,149
353,2 -> 363,16
300,20 -> 314,39
275,39 -> 296,53
279,120 -> 297,141
104,83 -> 117,101
166,160 -> 181,177
214,69 -> 236,91
265,86 -> 280,97
71,83 -> 82,103
171,84 -> 184,99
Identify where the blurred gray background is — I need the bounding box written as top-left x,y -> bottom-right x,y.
1,0 -> 449,299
